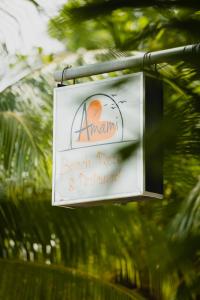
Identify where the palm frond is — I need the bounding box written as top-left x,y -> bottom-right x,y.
59,1 -> 200,22
0,73 -> 53,195
171,180 -> 200,238
0,198 -> 165,298
0,259 -> 145,300
1,193 -> 198,299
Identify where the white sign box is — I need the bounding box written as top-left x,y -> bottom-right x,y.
52,73 -> 163,207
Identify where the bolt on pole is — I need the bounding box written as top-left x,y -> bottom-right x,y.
54,44 -> 200,82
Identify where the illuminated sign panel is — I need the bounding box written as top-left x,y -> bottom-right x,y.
52,73 -> 162,207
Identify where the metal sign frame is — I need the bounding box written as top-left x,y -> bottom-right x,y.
52,72 -> 162,207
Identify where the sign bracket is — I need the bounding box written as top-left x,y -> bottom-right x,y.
57,65 -> 77,87
54,44 -> 200,83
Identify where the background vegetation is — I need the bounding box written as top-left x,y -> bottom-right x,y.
0,0 -> 199,299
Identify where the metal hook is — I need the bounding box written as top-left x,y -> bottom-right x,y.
57,65 -> 72,87
192,43 -> 200,57
143,51 -> 159,76
142,51 -> 151,70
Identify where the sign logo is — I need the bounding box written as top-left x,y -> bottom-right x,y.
70,94 -> 124,149
77,99 -> 117,142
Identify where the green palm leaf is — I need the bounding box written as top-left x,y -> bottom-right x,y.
59,0 -> 200,22
0,259 -> 146,300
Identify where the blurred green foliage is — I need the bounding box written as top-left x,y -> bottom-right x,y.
0,0 -> 200,299
49,0 -> 200,51
0,259 -> 144,300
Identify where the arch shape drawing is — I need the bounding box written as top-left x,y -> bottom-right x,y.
70,93 -> 124,149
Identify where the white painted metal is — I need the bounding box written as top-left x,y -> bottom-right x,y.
52,73 -> 149,207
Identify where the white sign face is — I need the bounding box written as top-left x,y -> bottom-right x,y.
53,73 -> 145,206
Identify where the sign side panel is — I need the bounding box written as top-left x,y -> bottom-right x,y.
144,75 -> 163,195
141,72 -> 145,194
52,88 -> 57,205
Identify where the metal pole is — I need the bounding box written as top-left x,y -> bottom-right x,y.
54,44 -> 200,82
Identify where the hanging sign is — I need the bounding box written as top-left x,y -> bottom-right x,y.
52,73 -> 163,207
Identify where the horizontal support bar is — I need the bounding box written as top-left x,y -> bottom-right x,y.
54,44 -> 200,82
